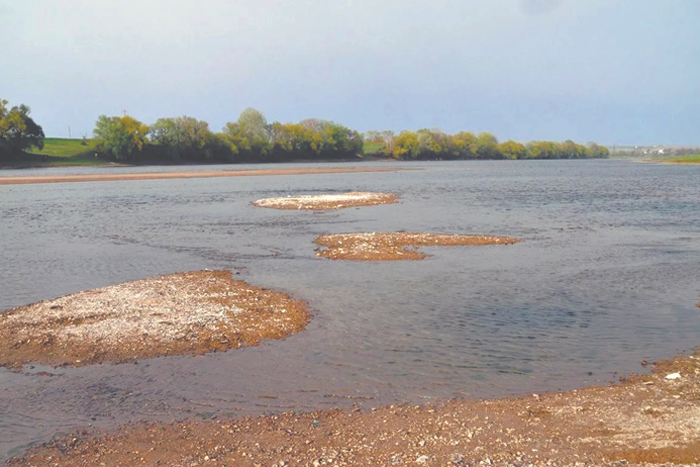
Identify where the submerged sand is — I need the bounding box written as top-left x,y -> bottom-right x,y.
0,270 -> 309,368
252,192 -> 399,210
0,167 -> 406,186
314,232 -> 520,261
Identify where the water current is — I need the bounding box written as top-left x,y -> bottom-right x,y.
1,160 -> 699,459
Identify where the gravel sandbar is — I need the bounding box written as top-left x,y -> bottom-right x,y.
314,232 -> 519,261
252,192 -> 398,210
9,348 -> 700,466
0,270 -> 309,368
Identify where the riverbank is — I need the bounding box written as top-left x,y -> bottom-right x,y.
8,345 -> 700,466
0,271 -> 309,369
0,166 -> 407,185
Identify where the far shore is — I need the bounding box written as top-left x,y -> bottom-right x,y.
0,166 -> 409,186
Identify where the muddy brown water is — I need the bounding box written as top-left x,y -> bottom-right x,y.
1,160 -> 699,460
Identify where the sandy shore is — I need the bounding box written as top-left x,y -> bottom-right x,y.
0,271 -> 309,369
0,166 -> 407,186
253,192 -> 399,210
314,232 -> 520,261
7,348 -> 700,466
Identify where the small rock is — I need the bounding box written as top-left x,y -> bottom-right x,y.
416,455 -> 430,464
665,372 -> 681,380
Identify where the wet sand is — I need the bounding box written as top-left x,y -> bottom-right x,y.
253,192 -> 398,210
314,232 -> 520,261
0,166 -> 407,185
0,271 -> 309,369
8,348 -> 700,466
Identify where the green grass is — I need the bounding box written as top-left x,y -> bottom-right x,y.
0,137 -> 113,168
664,154 -> 700,164
363,141 -> 385,155
31,137 -> 99,157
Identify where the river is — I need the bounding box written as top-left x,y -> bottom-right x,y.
1,160 -> 699,459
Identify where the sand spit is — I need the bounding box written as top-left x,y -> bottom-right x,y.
0,270 -> 309,368
9,350 -> 700,466
252,192 -> 399,211
0,167 -> 406,186
314,232 -> 519,261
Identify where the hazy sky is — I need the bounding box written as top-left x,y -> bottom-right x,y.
2,0 -> 698,144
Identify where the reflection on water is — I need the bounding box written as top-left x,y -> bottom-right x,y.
1,160 -> 700,459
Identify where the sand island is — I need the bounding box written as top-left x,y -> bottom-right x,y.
314,232 -> 519,261
252,192 -> 399,210
0,270 -> 309,369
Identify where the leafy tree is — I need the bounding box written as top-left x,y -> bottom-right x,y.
499,140 -> 527,160
392,131 -> 420,159
151,116 -> 219,161
93,115 -> 149,161
453,132 -> 477,159
221,108 -> 271,159
0,97 -> 45,157
475,132 -> 501,159
586,142 -> 610,159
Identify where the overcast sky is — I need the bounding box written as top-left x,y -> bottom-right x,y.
2,0 -> 698,145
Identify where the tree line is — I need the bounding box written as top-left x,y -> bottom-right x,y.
94,108 -> 364,163
0,96 -> 610,163
365,129 -> 609,160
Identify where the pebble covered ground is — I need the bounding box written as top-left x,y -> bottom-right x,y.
314,232 -> 520,261
8,349 -> 700,466
0,270 -> 310,369
252,192 -> 399,211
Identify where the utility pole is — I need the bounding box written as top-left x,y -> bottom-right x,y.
123,109 -> 128,116
68,125 -> 71,138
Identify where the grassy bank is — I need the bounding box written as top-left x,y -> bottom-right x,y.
0,138 -> 111,168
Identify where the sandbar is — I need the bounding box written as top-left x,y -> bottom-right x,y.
0,270 -> 309,368
253,192 -> 399,210
0,166 -> 407,186
314,232 -> 519,261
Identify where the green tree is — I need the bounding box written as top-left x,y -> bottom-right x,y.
151,116 -> 219,161
221,108 -> 271,159
93,115 -> 149,161
0,97 -> 45,157
498,140 -> 527,160
392,131 -> 420,159
475,132 -> 501,159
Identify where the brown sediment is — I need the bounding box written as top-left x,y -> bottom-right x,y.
0,270 -> 309,369
252,192 -> 399,210
0,167 -> 408,186
9,349 -> 700,466
314,232 -> 520,261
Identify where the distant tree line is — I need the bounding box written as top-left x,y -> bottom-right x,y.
364,129 -> 609,160
93,108 -> 363,163
0,95 -> 611,163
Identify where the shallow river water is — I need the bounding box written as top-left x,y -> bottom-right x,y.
1,160 -> 699,459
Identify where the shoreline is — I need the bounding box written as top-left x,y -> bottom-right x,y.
0,166 -> 408,186
7,344 -> 700,466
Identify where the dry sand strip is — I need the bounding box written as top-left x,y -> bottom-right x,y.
0,270 -> 309,369
253,192 -> 399,210
0,166 -> 408,186
314,232 -> 520,261
8,350 -> 700,466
